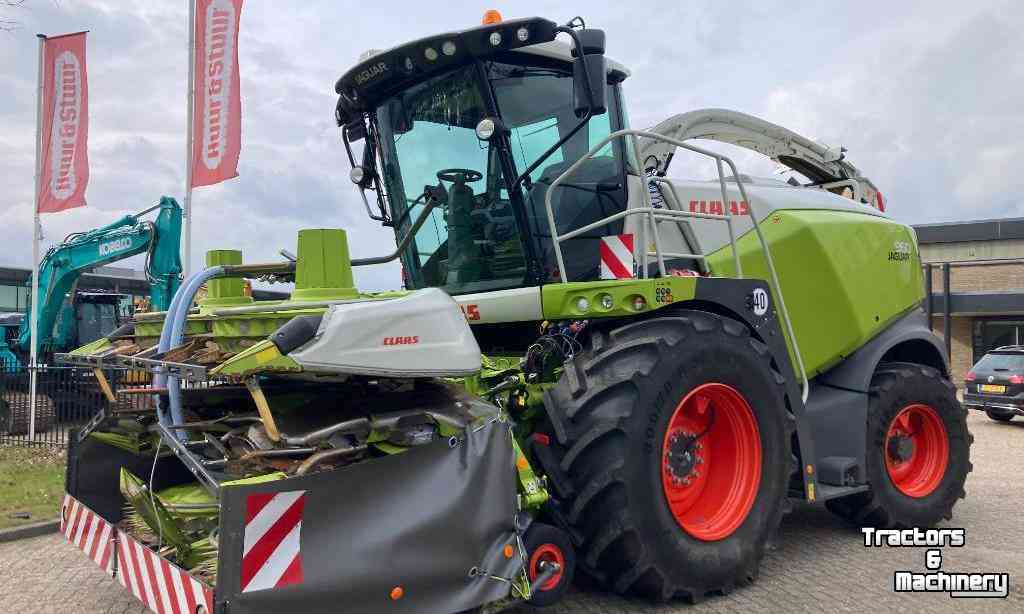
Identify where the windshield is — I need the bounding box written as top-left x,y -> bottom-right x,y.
374,58 -> 630,291
377,66 -> 528,295
488,60 -> 627,282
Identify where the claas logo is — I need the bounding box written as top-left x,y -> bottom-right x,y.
383,336 -> 420,346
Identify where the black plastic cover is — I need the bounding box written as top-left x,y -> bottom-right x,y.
217,417 -> 521,613
270,315 -> 323,355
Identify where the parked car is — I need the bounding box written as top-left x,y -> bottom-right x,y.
963,346 -> 1024,422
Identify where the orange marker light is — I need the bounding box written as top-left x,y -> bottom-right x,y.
482,9 -> 503,24
516,455 -> 529,470
390,586 -> 405,601
503,544 -> 515,559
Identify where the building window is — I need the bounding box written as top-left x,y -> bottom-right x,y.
973,318 -> 1024,363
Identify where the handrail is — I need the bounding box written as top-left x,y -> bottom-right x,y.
543,128 -> 809,403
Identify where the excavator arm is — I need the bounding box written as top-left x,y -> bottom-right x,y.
637,108 -> 885,210
18,196 -> 182,354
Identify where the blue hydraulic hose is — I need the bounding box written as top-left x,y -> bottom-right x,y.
153,266 -> 225,440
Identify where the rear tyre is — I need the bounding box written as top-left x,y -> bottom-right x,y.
826,363 -> 971,527
524,522 -> 575,607
986,409 -> 1015,422
542,312 -> 794,602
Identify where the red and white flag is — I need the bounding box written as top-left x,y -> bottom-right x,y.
241,490 -> 305,593
191,0 -> 243,188
38,32 -> 89,214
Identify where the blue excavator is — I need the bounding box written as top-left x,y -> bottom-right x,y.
0,197 -> 183,369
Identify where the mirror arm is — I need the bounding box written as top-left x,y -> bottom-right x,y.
341,127 -> 357,167
509,26 -> 596,193
351,194 -> 441,266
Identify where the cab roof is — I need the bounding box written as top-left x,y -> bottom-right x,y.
334,17 -> 628,124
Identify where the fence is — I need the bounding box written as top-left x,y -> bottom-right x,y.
0,365 -> 151,446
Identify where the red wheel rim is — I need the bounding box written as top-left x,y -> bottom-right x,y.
884,404 -> 948,498
661,382 -> 762,541
528,544 -> 565,591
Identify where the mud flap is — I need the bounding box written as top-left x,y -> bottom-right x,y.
215,417 -> 522,614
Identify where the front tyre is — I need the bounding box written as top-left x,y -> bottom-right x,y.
827,363 -> 971,527
543,312 -> 794,602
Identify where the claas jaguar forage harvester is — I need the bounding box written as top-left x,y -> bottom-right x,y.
56,12 -> 970,613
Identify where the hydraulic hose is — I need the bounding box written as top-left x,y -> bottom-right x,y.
153,266 -> 225,440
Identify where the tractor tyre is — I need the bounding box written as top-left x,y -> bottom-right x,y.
542,312 -> 794,602
826,363 -> 971,528
985,409 -> 1015,422
1,391 -> 56,435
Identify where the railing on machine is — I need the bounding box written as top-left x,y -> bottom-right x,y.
543,128 -> 809,402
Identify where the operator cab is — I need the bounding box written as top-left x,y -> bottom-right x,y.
335,16 -> 634,293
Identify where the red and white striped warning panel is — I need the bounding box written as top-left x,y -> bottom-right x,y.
600,234 -> 635,279
241,490 -> 306,593
117,529 -> 215,614
61,494 -> 115,576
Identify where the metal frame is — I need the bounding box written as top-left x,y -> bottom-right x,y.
55,351 -> 208,382
544,128 -> 809,401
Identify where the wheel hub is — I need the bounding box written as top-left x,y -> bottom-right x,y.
665,431 -> 701,484
887,433 -> 915,463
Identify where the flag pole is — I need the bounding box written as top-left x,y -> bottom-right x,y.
29,33 -> 46,441
183,0 -> 196,277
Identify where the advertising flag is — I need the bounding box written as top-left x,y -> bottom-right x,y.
191,0 -> 243,187
38,32 -> 89,214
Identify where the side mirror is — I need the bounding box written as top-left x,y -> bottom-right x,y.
571,29 -> 607,118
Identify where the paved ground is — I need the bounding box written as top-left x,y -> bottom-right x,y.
1,411 -> 1021,613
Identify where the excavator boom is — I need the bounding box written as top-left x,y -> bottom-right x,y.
17,196 -> 182,354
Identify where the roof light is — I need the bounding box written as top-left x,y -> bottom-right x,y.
441,40 -> 456,56
424,47 -> 438,61
516,27 -> 530,42
488,31 -> 502,46
482,9 -> 503,24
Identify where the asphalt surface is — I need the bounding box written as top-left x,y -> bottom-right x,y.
1,411 -> 1021,613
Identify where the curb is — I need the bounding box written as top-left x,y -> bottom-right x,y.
0,519 -> 60,544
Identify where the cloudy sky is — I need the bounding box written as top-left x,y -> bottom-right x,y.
0,0 -> 1020,291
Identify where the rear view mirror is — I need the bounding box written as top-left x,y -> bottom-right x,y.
571,29 -> 607,118
387,97 -> 413,135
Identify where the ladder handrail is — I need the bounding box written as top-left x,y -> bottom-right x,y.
542,128 -> 809,403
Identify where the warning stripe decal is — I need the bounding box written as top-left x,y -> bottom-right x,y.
61,494 -> 114,575
117,529 -> 214,614
241,490 -> 306,593
60,494 -> 214,614
600,234 -> 635,279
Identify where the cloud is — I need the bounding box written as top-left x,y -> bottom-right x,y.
0,0 -> 1019,296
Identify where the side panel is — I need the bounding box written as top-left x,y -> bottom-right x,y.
455,286 -> 543,324
706,210 -> 924,378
